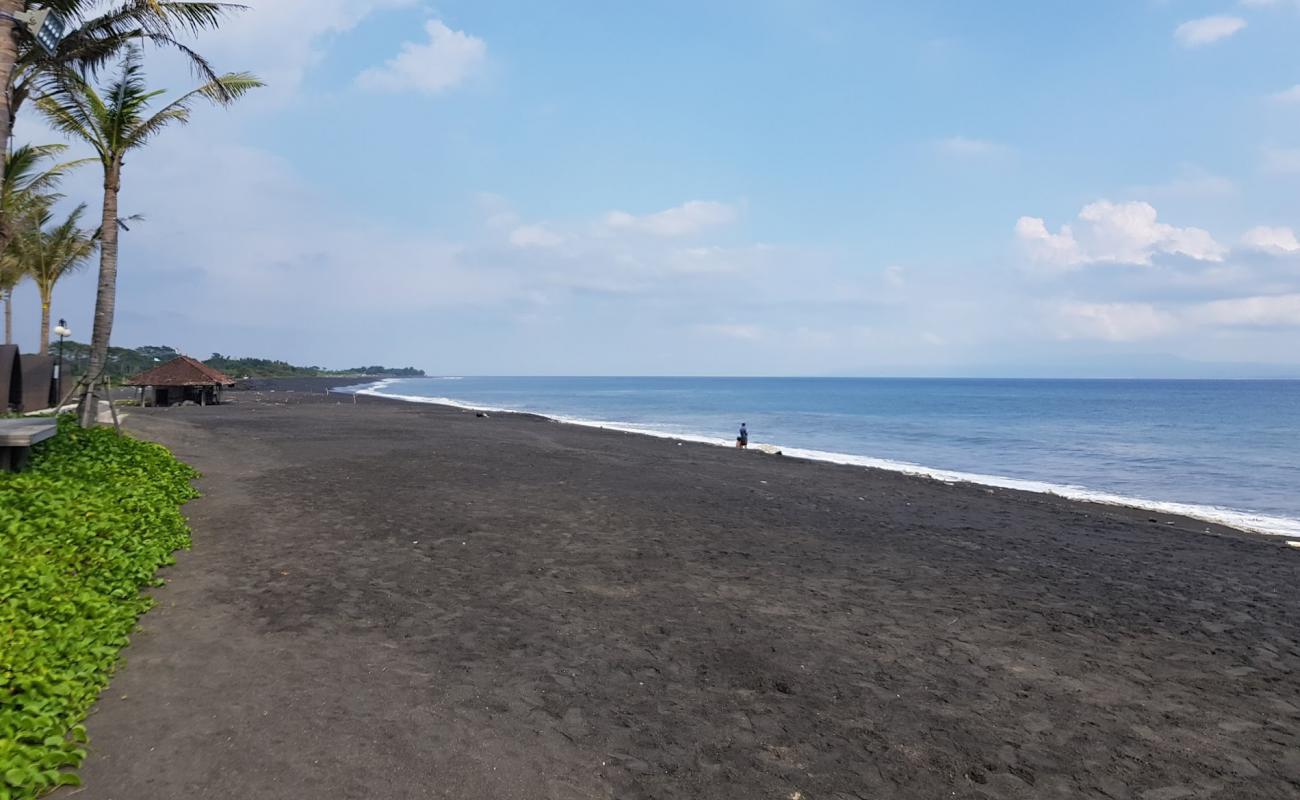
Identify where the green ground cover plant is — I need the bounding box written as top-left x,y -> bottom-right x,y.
0,418 -> 197,799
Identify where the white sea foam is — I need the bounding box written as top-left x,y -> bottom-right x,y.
347,381 -> 1300,539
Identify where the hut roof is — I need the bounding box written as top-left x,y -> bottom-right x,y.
125,356 -> 235,387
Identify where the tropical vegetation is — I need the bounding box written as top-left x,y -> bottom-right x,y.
36,50 -> 262,426
8,204 -> 95,354
0,7 -> 257,798
0,2 -> 255,425
0,143 -> 77,346
205,353 -> 427,379
0,417 -> 199,798
2,2 -> 242,183
44,342 -> 428,380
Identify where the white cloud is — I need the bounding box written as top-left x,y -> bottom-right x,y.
185,0 -> 417,103
1051,290 -> 1300,343
696,323 -> 762,341
1263,147 -> 1300,174
1016,200 -> 1226,269
1270,85 -> 1300,104
508,224 -> 565,248
667,245 -> 771,274
99,138 -> 512,329
1189,294 -> 1300,327
1056,302 -> 1178,341
356,20 -> 486,95
883,265 -> 906,287
1128,166 -> 1237,200
936,136 -> 1009,157
1174,16 -> 1247,47
604,201 -> 739,238
1241,226 -> 1300,253
1015,216 -> 1083,268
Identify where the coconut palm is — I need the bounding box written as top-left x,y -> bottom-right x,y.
1,143 -> 73,246
9,204 -> 96,354
37,50 -> 260,425
0,253 -> 22,345
2,2 -> 243,211
1,142 -> 77,344
10,2 -> 246,121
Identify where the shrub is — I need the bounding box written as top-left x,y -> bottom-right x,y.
0,418 -> 198,799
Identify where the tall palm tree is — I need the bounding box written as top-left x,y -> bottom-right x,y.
37,50 -> 260,425
10,2 -> 246,124
0,142 -> 76,344
2,2 -> 244,182
0,252 -> 22,345
9,204 -> 96,354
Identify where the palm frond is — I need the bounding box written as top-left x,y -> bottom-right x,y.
10,202 -> 97,296
123,71 -> 263,150
1,143 -> 76,245
11,2 -> 249,116
35,85 -> 109,162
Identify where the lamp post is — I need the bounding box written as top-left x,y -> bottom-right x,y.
53,320 -> 70,406
0,8 -> 68,55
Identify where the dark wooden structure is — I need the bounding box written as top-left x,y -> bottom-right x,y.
126,356 -> 235,407
19,354 -> 55,412
0,345 -> 21,412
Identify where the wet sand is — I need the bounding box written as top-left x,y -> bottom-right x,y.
71,381 -> 1300,799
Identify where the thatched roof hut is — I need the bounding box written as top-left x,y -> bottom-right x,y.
126,356 -> 235,407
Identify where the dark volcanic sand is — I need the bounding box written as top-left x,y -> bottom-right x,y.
69,384 -> 1300,799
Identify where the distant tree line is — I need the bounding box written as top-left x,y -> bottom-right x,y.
206,353 -> 425,378
50,342 -> 424,380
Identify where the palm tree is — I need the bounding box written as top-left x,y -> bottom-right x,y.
10,2 -> 246,124
0,143 -> 77,344
1,143 -> 73,246
9,204 -> 96,354
0,252 -> 22,345
37,50 -> 261,425
2,2 -> 244,193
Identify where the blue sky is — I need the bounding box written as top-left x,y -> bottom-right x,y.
9,0 -> 1300,376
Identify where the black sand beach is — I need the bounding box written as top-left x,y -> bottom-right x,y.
71,380 -> 1300,799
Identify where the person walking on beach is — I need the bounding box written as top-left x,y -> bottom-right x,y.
737,423 -> 749,449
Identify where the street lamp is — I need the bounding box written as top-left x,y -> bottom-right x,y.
53,320 -> 70,407
0,8 -> 69,55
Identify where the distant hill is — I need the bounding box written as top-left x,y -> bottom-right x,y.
53,342 -> 425,380
205,353 -> 425,379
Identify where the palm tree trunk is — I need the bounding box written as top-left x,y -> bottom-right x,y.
0,0 -> 20,192
39,295 -> 50,356
2,288 -> 11,345
79,164 -> 122,428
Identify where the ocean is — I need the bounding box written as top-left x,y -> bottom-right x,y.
345,377 -> 1300,538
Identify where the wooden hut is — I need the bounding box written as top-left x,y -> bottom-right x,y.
126,356 -> 235,407
0,345 -> 21,412
19,354 -> 55,412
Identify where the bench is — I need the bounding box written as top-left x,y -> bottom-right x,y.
0,419 -> 58,472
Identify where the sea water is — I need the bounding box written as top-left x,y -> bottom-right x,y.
344,377 -> 1300,538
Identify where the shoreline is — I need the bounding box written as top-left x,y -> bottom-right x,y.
342,377 -> 1300,541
